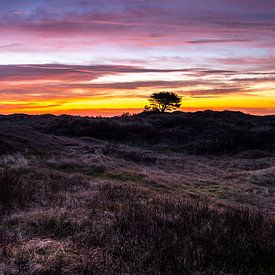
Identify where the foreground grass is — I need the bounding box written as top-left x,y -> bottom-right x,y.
0,167 -> 275,274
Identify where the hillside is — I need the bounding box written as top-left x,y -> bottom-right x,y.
0,111 -> 275,273
1,110 -> 275,155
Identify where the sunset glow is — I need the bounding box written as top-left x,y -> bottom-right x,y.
1,0 -> 275,116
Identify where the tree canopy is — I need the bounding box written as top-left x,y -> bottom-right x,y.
144,92 -> 182,112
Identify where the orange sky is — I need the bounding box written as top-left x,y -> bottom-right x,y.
1,64 -> 275,116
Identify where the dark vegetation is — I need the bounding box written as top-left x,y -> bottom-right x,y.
0,168 -> 88,216
1,110 -> 275,273
0,169 -> 25,213
0,169 -> 274,273
144,91 -> 182,112
1,110 -> 275,154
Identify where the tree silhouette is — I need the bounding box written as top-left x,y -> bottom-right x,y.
144,92 -> 182,112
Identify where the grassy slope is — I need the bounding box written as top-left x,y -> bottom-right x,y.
0,111 -> 275,273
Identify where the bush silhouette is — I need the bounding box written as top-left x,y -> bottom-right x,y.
0,169 -> 24,213
144,91 -> 182,112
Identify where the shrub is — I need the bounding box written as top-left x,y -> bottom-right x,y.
104,200 -> 275,273
0,169 -> 21,213
250,167 -> 275,186
2,183 -> 275,273
45,173 -> 89,193
0,168 -> 34,214
75,184 -> 275,273
0,153 -> 28,169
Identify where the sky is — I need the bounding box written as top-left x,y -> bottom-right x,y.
0,0 -> 275,116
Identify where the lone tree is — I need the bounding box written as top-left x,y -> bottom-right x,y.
144,92 -> 182,112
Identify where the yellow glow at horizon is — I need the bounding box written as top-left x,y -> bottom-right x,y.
1,75 -> 275,115
2,92 -> 275,114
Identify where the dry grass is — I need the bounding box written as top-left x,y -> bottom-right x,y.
0,170 -> 275,273
1,111 -> 275,273
0,168 -> 36,215
0,153 -> 28,169
250,166 -> 275,186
